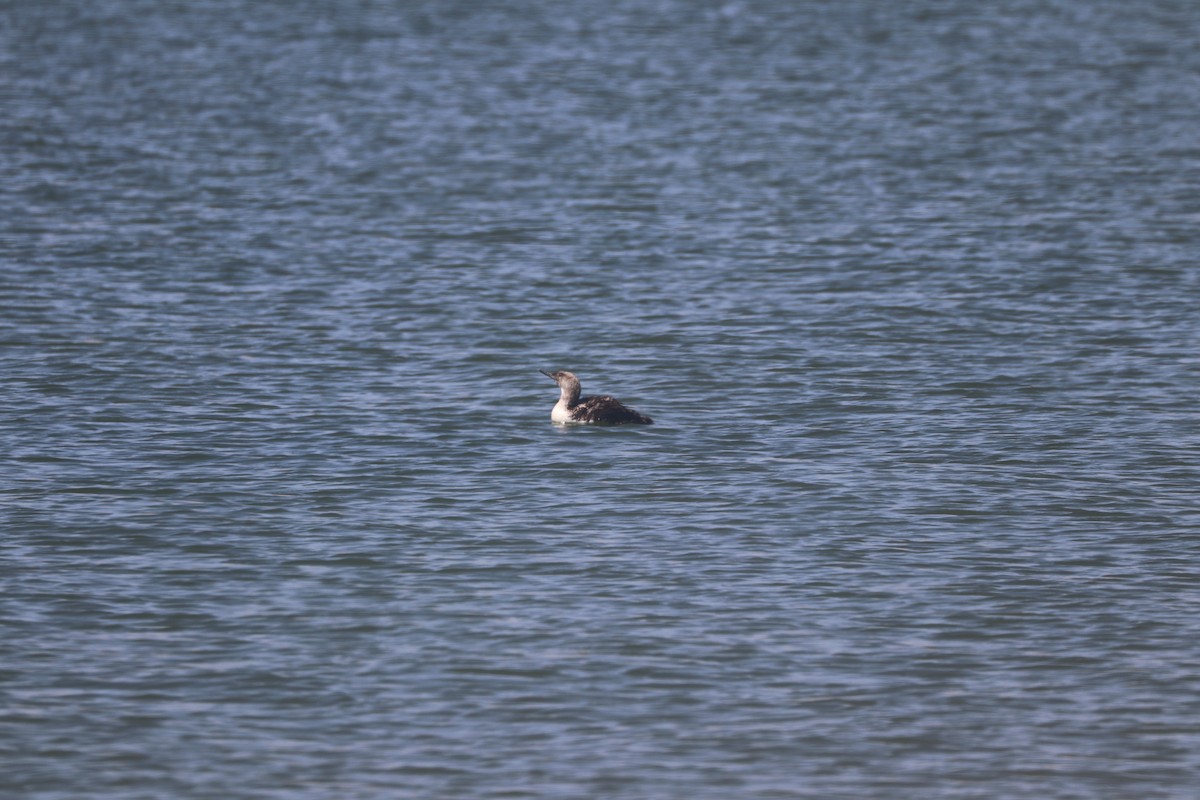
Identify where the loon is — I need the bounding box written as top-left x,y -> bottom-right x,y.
540,370 -> 654,425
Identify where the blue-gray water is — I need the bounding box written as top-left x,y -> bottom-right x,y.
3,1 -> 1199,798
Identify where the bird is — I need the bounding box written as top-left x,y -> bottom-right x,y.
540,370 -> 653,425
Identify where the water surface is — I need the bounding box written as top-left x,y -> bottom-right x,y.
3,1 -> 1199,797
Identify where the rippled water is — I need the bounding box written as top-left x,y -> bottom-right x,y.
3,1 -> 1199,797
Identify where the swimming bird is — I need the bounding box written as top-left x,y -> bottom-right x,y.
540,370 -> 653,425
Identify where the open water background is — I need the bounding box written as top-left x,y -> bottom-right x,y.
3,1 -> 1199,797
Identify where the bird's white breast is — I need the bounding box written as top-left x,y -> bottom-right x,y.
551,400 -> 577,424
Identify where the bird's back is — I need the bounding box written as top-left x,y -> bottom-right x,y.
571,394 -> 653,425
